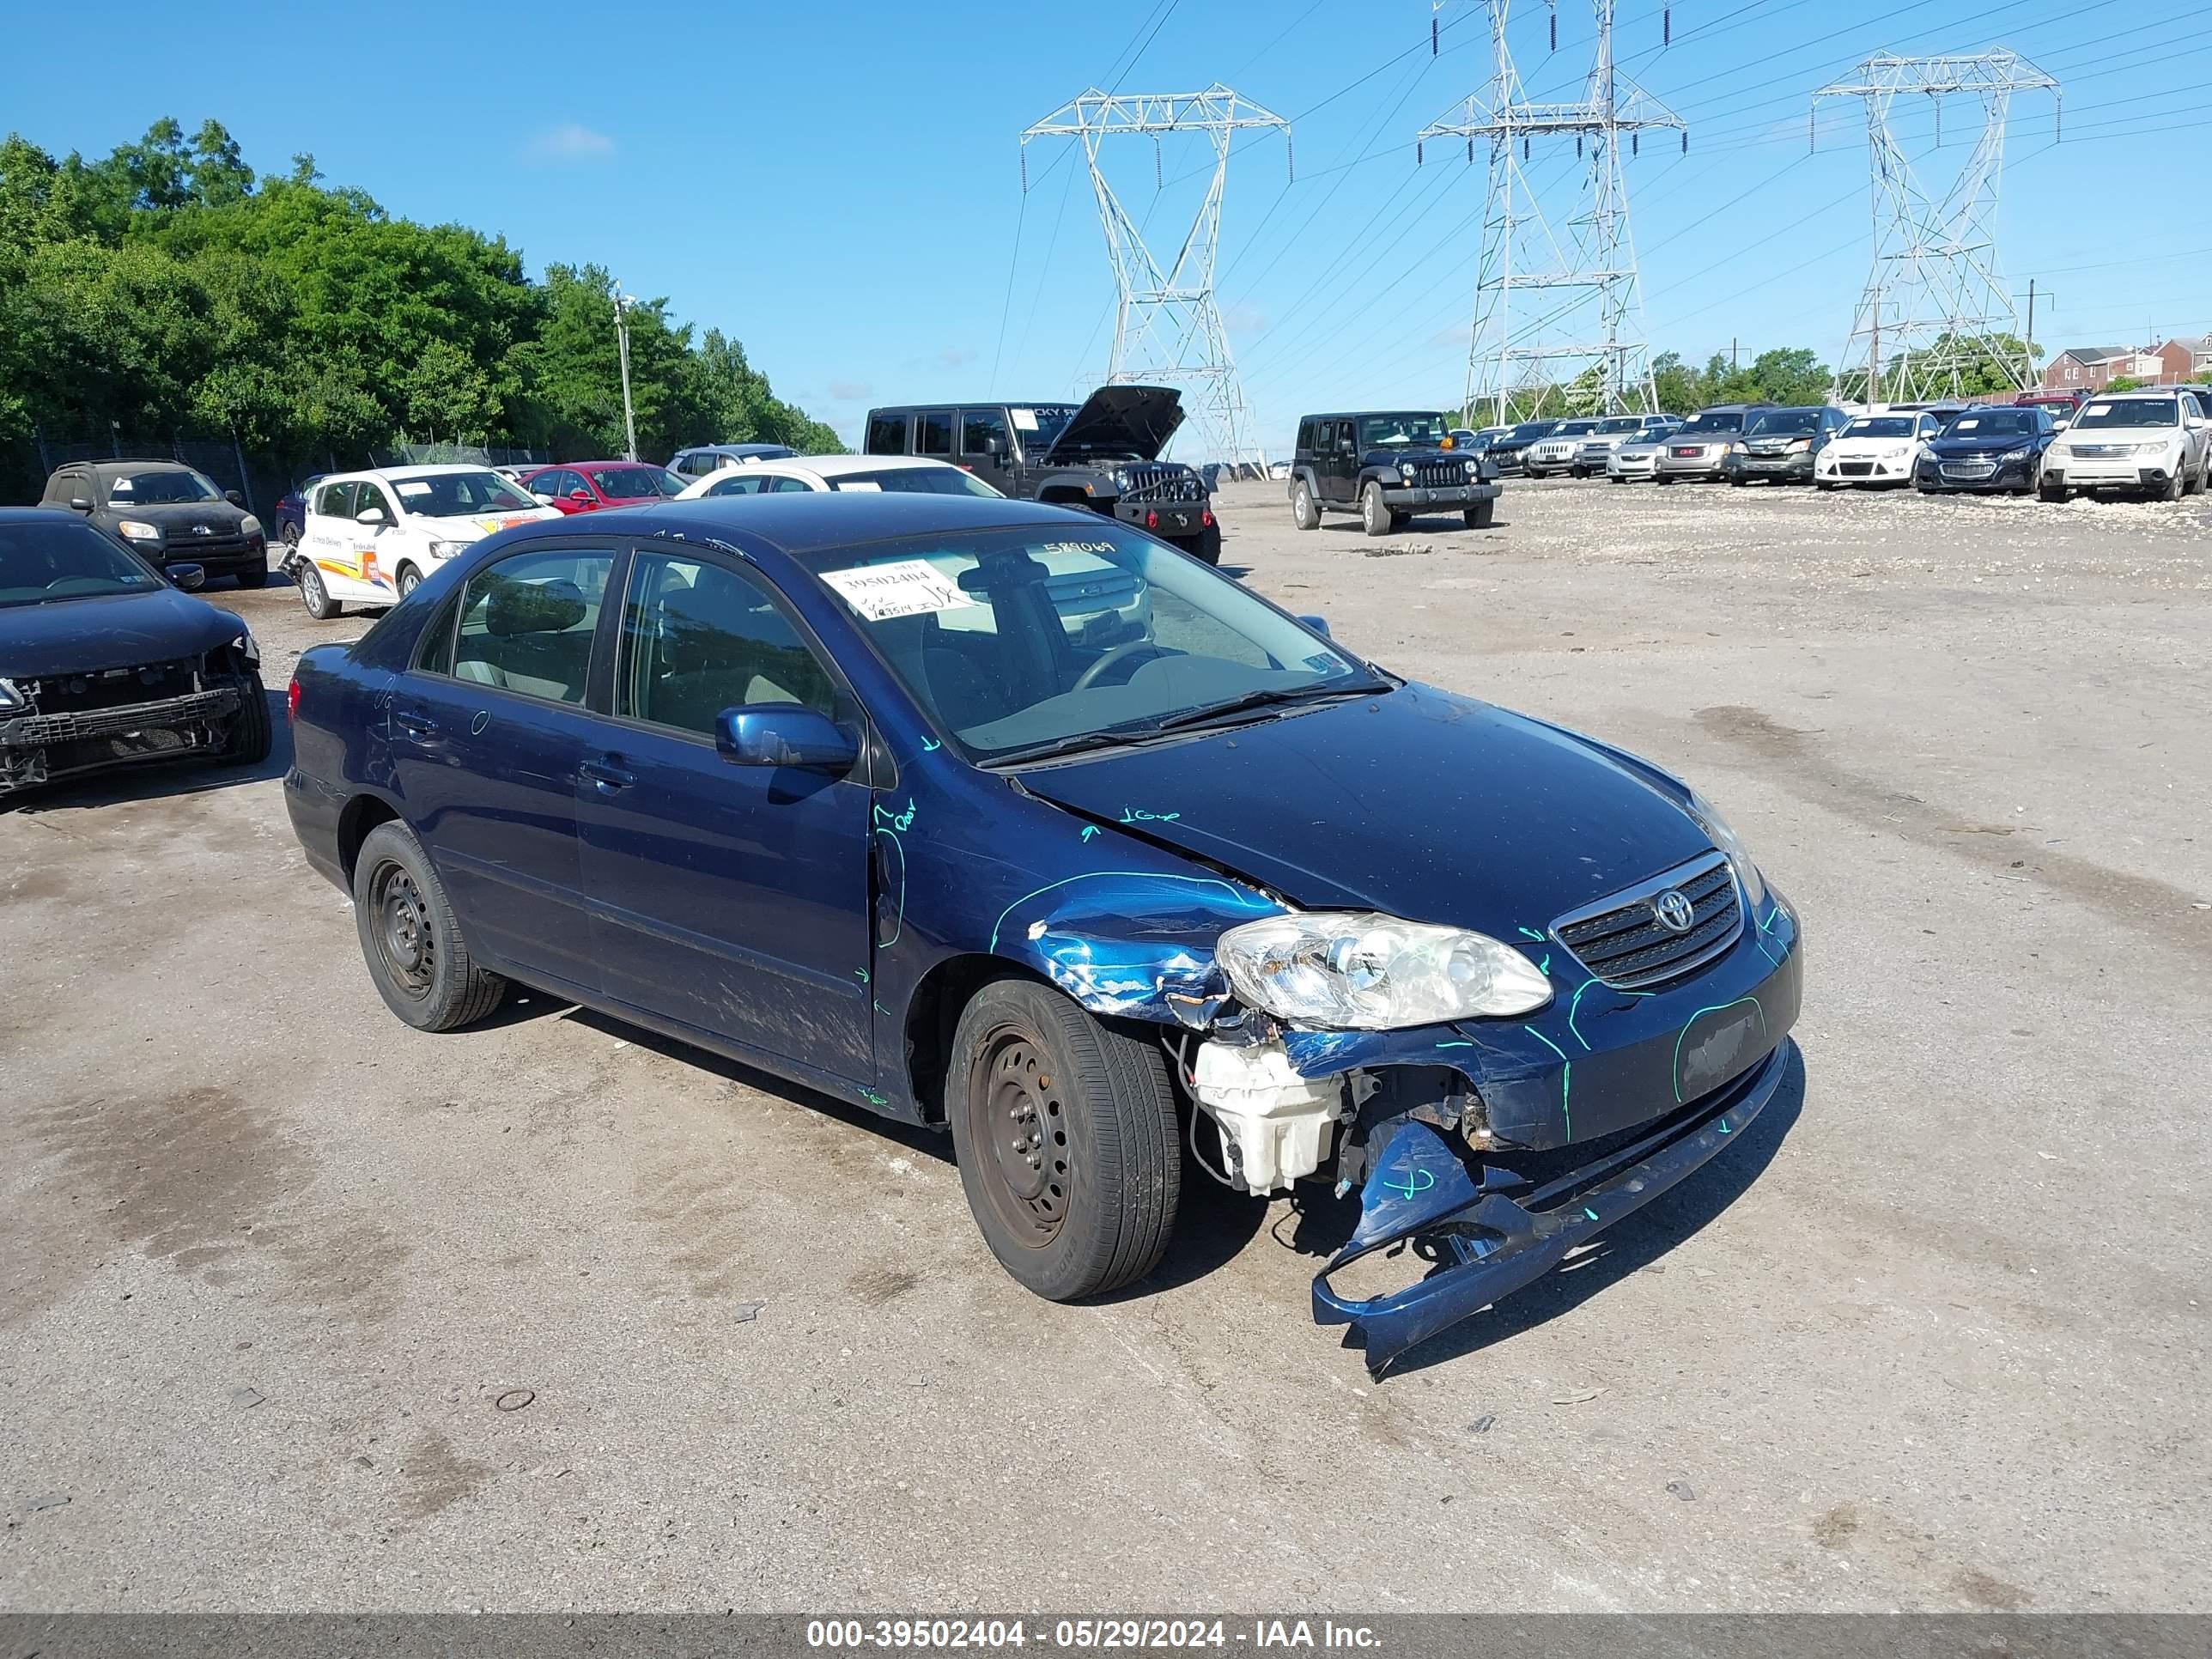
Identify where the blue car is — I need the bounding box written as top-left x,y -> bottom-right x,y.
1913,404 -> 2057,495
283,495 -> 1802,1372
1,508 -> 270,797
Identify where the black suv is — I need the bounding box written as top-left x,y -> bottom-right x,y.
1288,411 -> 1502,536
39,459 -> 269,586
862,386 -> 1218,563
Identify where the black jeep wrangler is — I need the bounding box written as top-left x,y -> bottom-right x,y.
1288,411 -> 1502,536
863,385 -> 1219,563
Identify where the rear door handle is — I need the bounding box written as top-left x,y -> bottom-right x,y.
393,708 -> 438,738
580,757 -> 635,793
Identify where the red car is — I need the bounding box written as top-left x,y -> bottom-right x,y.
520,461 -> 684,514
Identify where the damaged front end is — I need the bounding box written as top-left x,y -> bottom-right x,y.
0,650 -> 252,796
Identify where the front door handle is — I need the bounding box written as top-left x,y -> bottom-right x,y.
393,708 -> 438,738
580,757 -> 635,793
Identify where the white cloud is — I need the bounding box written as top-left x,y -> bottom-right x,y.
827,379 -> 873,402
530,124 -> 614,161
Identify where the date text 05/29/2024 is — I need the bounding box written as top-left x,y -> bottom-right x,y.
805,1620 -> 1381,1651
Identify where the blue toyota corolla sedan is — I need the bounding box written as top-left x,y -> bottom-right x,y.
284,494 -> 1802,1372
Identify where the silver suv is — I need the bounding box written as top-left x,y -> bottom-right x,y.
1576,414 -> 1680,476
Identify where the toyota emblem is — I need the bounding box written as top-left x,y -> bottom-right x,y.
191,523 -> 211,535
1650,889 -> 1695,933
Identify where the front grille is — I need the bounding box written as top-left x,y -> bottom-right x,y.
1407,459 -> 1469,488
1838,461 -> 1874,477
19,657 -> 202,717
1941,459 -> 1996,479
1670,445 -> 1707,459
1120,464 -> 1204,504
2067,444 -> 2130,459
1551,851 -> 1744,990
0,687 -> 241,746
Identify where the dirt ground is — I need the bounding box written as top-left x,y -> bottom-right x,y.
4,474 -> 2209,1612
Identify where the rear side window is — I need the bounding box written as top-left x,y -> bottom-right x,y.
453,549 -> 613,706
1296,420 -> 1315,452
915,410 -> 955,458
705,472 -> 771,496
866,414 -> 908,455
766,475 -> 816,493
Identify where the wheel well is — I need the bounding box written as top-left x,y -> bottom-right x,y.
902,953 -> 1033,1125
1038,486 -> 1089,507
337,794 -> 401,885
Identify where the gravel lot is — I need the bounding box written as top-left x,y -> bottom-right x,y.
4,475 -> 2209,1612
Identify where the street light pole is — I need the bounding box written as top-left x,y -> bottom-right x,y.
612,284 -> 639,463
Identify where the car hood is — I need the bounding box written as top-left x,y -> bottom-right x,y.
101,501 -> 251,536
0,586 -> 242,679
1042,385 -> 1186,463
407,507 -> 562,538
1360,446 -> 1472,467
1929,432 -> 2041,455
1015,685 -> 1714,931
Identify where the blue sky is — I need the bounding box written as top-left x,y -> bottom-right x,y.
2,0 -> 2203,450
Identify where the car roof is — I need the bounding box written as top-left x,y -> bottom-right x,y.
525,492 -> 1077,567
1299,410 -> 1447,422
90,459 -> 197,473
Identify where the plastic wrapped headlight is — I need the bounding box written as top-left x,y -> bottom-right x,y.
1687,788 -> 1766,907
1216,912 -> 1552,1030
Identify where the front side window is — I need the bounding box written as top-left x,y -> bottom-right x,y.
586,465 -> 682,500
865,416 -> 908,456
356,483 -> 398,521
705,472 -> 772,496
0,517 -> 163,608
811,524 -> 1375,764
394,470 -> 539,517
961,408 -> 1011,459
452,549 -> 612,705
105,468 -> 221,505
617,552 -> 840,735
767,475 -> 817,493
915,411 -> 955,458
1358,413 -> 1450,447
1009,405 -> 1078,452
2074,398 -> 2181,429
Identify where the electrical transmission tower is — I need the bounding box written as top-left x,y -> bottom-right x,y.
1813,52 -> 2059,404
1022,85 -> 1290,464
1421,0 -> 1680,425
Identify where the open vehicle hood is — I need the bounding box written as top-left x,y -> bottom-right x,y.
1043,385 -> 1186,463
0,587 -> 243,680
1015,685 -> 1715,931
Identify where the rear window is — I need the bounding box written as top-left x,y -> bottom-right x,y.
865,415 -> 908,456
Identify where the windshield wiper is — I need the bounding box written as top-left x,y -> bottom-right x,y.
1149,679 -> 1385,733
977,727 -> 1172,769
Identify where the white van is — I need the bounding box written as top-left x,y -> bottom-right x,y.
292,465 -> 559,619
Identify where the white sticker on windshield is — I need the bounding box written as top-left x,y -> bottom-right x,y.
395,481 -> 431,497
2084,403 -> 2112,416
836,480 -> 884,492
1955,418 -> 1981,430
1011,409 -> 1039,431
821,559 -> 979,620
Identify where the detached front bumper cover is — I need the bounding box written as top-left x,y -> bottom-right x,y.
1314,1037 -> 1794,1376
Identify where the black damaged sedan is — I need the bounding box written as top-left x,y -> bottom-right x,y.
0,510 -> 270,798
1913,404 -> 2056,495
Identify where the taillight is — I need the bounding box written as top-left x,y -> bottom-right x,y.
286,677 -> 301,723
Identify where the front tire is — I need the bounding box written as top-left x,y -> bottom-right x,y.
222,672 -> 271,766
1177,523 -> 1222,566
1463,499 -> 1495,529
394,562 -> 424,598
351,821 -> 508,1032
298,560 -> 343,621
1359,480 -> 1393,537
947,978 -> 1181,1302
1290,478 -> 1321,531
2039,483 -> 2068,503
234,565 -> 270,589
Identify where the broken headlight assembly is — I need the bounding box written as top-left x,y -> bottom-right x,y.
0,677 -> 23,711
1216,912 -> 1551,1030
1687,787 -> 1766,906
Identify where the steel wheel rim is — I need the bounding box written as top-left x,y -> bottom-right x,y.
967,1030 -> 1071,1248
370,860 -> 435,1000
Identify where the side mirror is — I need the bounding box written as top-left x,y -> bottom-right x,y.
986,434 -> 1009,458
533,492 -> 558,505
224,489 -> 246,508
356,505 -> 386,526
170,563 -> 207,592
569,488 -> 592,502
1297,613 -> 1333,638
715,705 -> 859,772
69,496 -> 93,514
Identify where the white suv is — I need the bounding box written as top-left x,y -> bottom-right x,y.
1522,419 -> 1602,478
291,465 -> 558,619
2039,392 -> 2209,502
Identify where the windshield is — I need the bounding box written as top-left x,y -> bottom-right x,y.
1549,420 -> 1600,437
106,468 -> 220,505
1749,410 -> 1820,435
392,471 -> 539,516
814,524 -> 1376,764
1944,410 -> 2037,436
829,467 -> 1002,497
1681,410 -> 1746,434
1011,405 -> 1079,453
0,519 -> 164,608
586,465 -> 682,499
1358,414 -> 1451,447
1506,422 -> 1557,441
2071,398 -> 2179,430
1844,417 -> 1916,438
1595,416 -> 1643,434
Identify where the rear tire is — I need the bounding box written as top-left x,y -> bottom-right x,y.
1290,478 -> 1321,531
223,672 -> 271,766
1462,500 -> 1495,529
947,978 -> 1181,1302
351,821 -> 507,1033
298,561 -> 343,621
1359,480 -> 1393,537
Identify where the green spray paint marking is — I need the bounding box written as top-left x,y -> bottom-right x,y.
1670,997 -> 1769,1103
1539,954 -> 1551,975
854,968 -> 869,983
1718,1116 -> 1731,1134
1568,975 -> 1655,1051
988,872 -> 1275,952
872,799 -> 916,832
1516,926 -> 1547,942
1434,1040 -> 1474,1049
874,1000 -> 891,1017
1079,824 -> 1099,842
1384,1166 -> 1437,1200
1583,1206 -> 1600,1222
1120,806 -> 1182,823
1522,1025 -> 1573,1139
858,1087 -> 890,1108
920,737 -> 941,752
